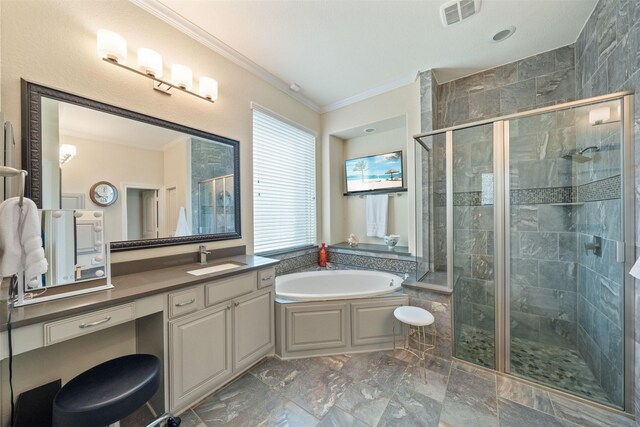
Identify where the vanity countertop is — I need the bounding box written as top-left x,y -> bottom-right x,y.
1,255 -> 279,331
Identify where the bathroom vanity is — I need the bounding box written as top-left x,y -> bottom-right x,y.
0,250 -> 278,420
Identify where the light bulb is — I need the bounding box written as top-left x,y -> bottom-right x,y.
199,77 -> 218,101
97,29 -> 127,63
171,64 -> 193,90
137,48 -> 163,78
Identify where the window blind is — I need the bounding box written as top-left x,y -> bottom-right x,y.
253,107 -> 316,253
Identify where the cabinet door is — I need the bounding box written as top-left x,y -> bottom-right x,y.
351,299 -> 406,347
169,303 -> 232,411
233,289 -> 274,371
285,302 -> 348,353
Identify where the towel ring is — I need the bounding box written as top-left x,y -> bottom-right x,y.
0,166 -> 28,207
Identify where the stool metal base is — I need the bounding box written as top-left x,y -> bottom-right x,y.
145,413 -> 181,427
392,321 -> 436,362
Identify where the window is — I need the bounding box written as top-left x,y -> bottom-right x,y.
252,105 -> 316,253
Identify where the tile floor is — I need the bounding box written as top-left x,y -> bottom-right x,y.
456,325 -> 614,406
164,350 -> 635,427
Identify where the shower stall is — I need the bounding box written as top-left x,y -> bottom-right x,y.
414,93 -> 635,411
196,174 -> 235,234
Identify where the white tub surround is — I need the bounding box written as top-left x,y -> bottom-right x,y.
276,270 -> 402,301
275,270 -> 408,359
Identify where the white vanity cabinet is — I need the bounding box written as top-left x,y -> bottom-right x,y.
168,269 -> 275,412
233,288 -> 274,371
169,302 -> 233,410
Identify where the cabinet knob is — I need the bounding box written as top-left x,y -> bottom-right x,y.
226,305 -> 231,310
234,301 -> 240,307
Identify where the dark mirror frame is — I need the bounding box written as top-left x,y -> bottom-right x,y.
22,79 -> 241,252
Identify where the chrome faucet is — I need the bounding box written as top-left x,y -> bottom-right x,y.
199,245 -> 211,264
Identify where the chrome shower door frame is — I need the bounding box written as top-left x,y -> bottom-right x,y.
499,93 -> 635,413
414,91 -> 635,414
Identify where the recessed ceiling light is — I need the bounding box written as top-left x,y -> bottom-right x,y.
492,26 -> 516,42
364,127 -> 376,133
289,83 -> 301,92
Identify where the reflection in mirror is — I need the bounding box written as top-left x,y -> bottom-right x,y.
40,99 -> 235,245
36,209 -> 106,289
23,80 -> 241,254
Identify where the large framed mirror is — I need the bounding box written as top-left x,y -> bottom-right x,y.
22,80 -> 241,252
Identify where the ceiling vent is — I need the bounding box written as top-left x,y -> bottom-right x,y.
440,0 -> 481,27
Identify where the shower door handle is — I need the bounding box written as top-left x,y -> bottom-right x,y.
616,241 -> 625,263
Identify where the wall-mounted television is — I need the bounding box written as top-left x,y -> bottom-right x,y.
345,150 -> 404,194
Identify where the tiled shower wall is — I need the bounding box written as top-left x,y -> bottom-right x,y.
428,45 -> 582,354
416,70 -> 454,358
436,45 -> 576,128
452,124 -> 495,346
573,0 -> 640,411
508,110 -> 579,350
416,0 -> 639,412
190,138 -> 234,233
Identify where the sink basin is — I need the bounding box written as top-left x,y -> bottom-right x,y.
186,262 -> 246,276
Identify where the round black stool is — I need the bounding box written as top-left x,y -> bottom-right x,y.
53,354 -> 180,427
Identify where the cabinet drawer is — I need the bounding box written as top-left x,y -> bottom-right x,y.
44,303 -> 135,346
205,271 -> 256,307
169,287 -> 203,319
258,268 -> 275,289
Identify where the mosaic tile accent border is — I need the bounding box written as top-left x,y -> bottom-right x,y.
510,187 -> 576,205
453,192 -> 482,206
328,252 -> 416,275
577,175 -> 620,202
272,250 -> 318,276
438,175 -> 621,207
272,246 -> 418,276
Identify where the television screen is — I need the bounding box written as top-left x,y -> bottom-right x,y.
345,150 -> 403,194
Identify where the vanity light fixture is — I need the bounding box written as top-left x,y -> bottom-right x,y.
59,144 -> 77,165
97,29 -> 217,103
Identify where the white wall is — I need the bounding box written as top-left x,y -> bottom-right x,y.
0,3 -> 319,415
0,0 -> 320,261
321,82 -> 420,251
163,137 -> 189,235
126,188 -> 143,240
343,127 -> 408,246
60,135 -> 165,242
41,98 -> 60,208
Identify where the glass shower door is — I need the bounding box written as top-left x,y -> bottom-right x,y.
452,123 -> 496,368
506,99 -> 625,408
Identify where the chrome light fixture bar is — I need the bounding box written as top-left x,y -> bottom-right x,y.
97,29 -> 217,103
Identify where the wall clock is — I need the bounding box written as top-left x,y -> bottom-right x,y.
90,181 -> 118,207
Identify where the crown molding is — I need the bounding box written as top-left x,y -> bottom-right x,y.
320,73 -> 416,113
130,0 -> 321,112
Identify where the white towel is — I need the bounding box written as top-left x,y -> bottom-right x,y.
0,197 -> 48,281
366,194 -> 388,238
174,207 -> 191,237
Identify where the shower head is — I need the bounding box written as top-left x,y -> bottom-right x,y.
562,153 -> 593,163
561,146 -> 600,163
